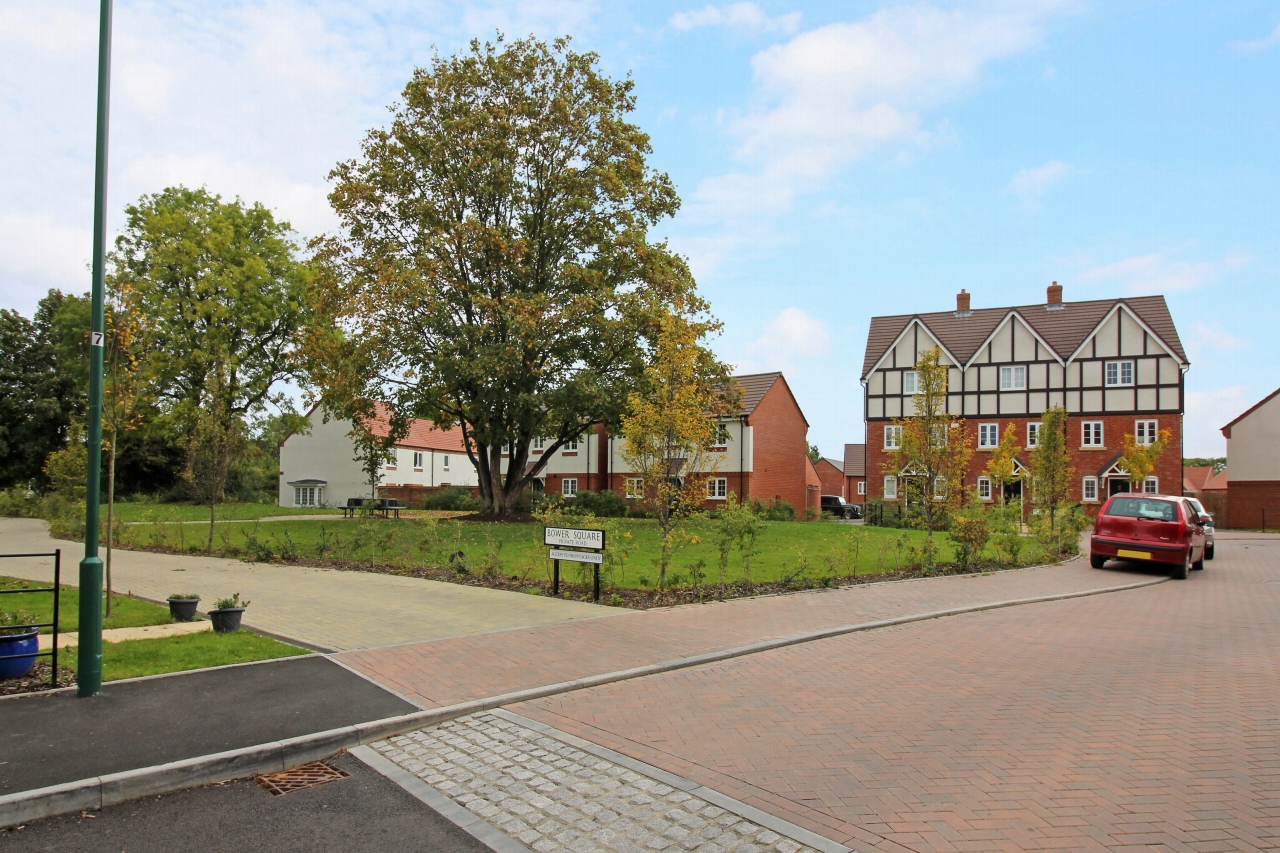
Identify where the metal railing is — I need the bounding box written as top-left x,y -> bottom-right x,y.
1262,509 -> 1280,533
0,550 -> 61,689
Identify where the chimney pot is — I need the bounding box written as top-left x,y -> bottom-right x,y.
1047,281 -> 1063,305
956,289 -> 971,314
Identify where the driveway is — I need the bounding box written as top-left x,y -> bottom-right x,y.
0,518 -> 619,652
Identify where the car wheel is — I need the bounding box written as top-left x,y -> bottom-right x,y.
1090,553 -> 1106,569
1193,547 -> 1206,571
1173,551 -> 1190,580
1205,543 -> 1215,561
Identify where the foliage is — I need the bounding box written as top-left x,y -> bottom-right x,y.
619,302 -> 737,587
93,630 -> 309,683
949,501 -> 991,571
1025,406 -> 1075,539
882,347 -> 974,566
758,498 -> 795,521
213,593 -> 250,610
420,487 -> 482,511
1121,428 -> 1173,488
568,489 -> 630,518
305,35 -> 689,517
168,593 -> 200,600
1030,503 -> 1091,561
43,423 -> 88,503
0,574 -> 170,634
0,609 -> 37,636
984,423 -> 1023,506
1184,456 -> 1226,474
989,500 -> 1025,565
350,419 -> 395,500
711,493 -> 764,587
807,443 -> 822,464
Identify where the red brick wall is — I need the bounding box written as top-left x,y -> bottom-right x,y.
1226,481 -> 1280,530
865,414 -> 1183,516
845,477 -> 866,504
746,378 -> 811,513
816,459 -> 846,497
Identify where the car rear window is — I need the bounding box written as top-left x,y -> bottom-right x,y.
1105,497 -> 1177,521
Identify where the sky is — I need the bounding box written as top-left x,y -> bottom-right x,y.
2,0 -> 1277,460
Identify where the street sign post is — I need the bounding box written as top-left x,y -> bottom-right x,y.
544,526 -> 606,600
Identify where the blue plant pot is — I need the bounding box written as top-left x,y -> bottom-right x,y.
0,629 -> 40,681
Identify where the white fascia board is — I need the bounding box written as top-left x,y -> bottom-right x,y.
962,311 -> 1064,370
1065,303 -> 1186,367
866,318 -> 961,377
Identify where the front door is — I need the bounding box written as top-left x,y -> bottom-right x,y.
1109,478 -> 1131,497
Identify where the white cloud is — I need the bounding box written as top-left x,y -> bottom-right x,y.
1078,252 -> 1216,295
669,3 -> 801,34
737,307 -> 830,372
1005,159 -> 1072,211
1184,385 -> 1252,458
1230,22 -> 1280,54
1186,321 -> 1250,356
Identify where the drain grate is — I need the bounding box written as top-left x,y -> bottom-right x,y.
256,760 -> 350,796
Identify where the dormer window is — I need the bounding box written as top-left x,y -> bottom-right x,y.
1104,361 -> 1134,387
999,365 -> 1026,390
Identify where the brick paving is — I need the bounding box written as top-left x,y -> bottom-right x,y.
338,560 -> 1152,708
506,535 -> 1280,852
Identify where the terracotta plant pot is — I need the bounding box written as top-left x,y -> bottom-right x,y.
167,598 -> 200,622
208,608 -> 245,633
0,628 -> 40,680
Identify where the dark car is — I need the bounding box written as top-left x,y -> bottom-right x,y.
1090,494 -> 1209,579
820,495 -> 862,519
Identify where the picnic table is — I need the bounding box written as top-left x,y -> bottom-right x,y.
342,498 -> 402,519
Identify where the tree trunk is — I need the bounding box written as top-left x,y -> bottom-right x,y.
208,494 -> 216,554
105,427 -> 116,618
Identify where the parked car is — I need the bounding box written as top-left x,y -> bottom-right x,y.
820,495 -> 861,519
1184,496 -> 1216,560
1090,494 -> 1209,580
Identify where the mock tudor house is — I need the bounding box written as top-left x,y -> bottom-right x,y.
862,283 -> 1187,513
843,443 -> 867,504
1221,387 -> 1280,529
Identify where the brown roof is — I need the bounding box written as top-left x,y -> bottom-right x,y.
861,295 -> 1187,378
1183,466 -> 1214,495
821,457 -> 844,473
1221,385 -> 1280,438
367,402 -> 469,453
843,443 -> 866,477
732,372 -> 782,416
1203,468 -> 1229,491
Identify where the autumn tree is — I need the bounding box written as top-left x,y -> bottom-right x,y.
1025,405 -> 1074,534
351,417 -> 396,501
1121,427 -> 1172,490
305,36 -> 689,517
882,347 -> 973,566
619,301 -> 736,589
112,187 -> 309,551
984,423 -> 1023,507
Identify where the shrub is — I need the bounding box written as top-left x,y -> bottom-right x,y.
0,610 -> 37,636
759,498 -> 794,521
213,593 -> 250,610
950,503 -> 991,571
420,487 -> 480,511
168,592 -> 200,600
567,490 -> 629,518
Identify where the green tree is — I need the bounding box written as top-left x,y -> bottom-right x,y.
807,443 -> 821,464
984,422 -> 1022,507
111,186 -> 309,551
1121,428 -> 1172,489
1025,405 -> 1074,538
882,348 -> 973,567
619,302 -> 736,588
351,418 -> 396,501
305,36 -> 688,517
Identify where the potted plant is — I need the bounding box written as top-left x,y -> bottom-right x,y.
167,593 -> 200,622
208,594 -> 250,633
0,610 -> 39,681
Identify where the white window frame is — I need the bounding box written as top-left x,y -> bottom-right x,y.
884,425 -> 902,450
978,423 -> 1000,449
1083,476 -> 1098,502
442,454 -> 451,471
565,439 -> 579,452
883,476 -> 898,500
293,486 -> 323,507
1144,476 -> 1159,494
1104,360 -> 1134,387
933,477 -> 946,500
902,371 -> 919,395
1135,420 -> 1158,446
857,481 -> 866,496
532,436 -> 545,451
625,477 -> 644,499
977,476 -> 992,501
385,448 -> 397,470
412,451 -> 424,470
1082,421 -> 1104,447
999,365 -> 1027,390
562,478 -> 578,497
706,477 -> 727,500
1026,422 -> 1041,448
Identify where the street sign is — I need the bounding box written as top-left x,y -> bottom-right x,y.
549,548 -> 603,565
543,526 -> 605,550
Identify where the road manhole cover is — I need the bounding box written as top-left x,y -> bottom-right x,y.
257,760 -> 349,796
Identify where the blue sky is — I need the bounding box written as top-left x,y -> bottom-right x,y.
2,1 -> 1277,458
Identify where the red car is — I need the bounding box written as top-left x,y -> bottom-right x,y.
1090,494 -> 1209,580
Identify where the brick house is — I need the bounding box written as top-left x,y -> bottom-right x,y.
535,372 -> 816,514
1221,387 -> 1280,529
816,457 -> 847,498
862,283 -> 1187,514
843,443 -> 866,504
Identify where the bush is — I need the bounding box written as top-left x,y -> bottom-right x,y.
748,497 -> 794,521
864,499 -> 903,528
420,487 -> 480,511
568,490 -> 629,518
0,488 -> 43,518
949,503 -> 990,571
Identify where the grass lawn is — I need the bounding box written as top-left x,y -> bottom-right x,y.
94,631 -> 310,682
0,575 -> 173,633
107,501 -> 341,524
115,514 -> 1027,589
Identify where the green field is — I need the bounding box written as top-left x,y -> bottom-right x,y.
0,575 -> 172,633
114,514 -> 1032,588
107,501 -> 343,523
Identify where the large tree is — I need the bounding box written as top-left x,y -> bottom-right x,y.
111,186 -> 309,549
305,36 -> 689,516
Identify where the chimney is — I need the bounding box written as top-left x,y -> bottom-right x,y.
1046,281 -> 1063,308
955,289 -> 971,316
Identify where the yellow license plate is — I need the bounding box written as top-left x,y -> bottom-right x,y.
1117,549 -> 1152,560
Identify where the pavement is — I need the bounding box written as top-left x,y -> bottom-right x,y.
0,751 -> 490,853
0,518 -> 620,652
0,655 -> 414,794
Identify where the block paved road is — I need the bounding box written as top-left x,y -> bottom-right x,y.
495,531 -> 1280,853
0,518 -> 616,652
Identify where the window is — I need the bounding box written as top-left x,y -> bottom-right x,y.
1135,420 -> 1158,446
883,476 -> 898,499
625,478 -> 644,499
857,481 -> 866,496
902,371 -> 918,395
385,449 -> 397,469
1144,476 -> 1159,494
565,439 -> 579,452
442,454 -> 451,470
933,477 -> 947,499
1082,421 -> 1103,447
1083,477 -> 1098,502
1027,422 -> 1041,448
977,477 -> 992,501
710,426 -> 729,451
532,436 -> 545,451
293,486 -> 323,507
706,478 -> 727,500
930,424 -> 948,447
562,478 -> 578,497
884,425 -> 902,449
978,423 -> 1000,449
1104,361 -> 1134,386
412,451 -> 424,470
999,365 -> 1027,390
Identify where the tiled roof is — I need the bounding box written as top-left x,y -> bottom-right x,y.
1203,468 -> 1229,491
861,295 -> 1187,378
843,443 -> 866,477
731,372 -> 782,416
368,402 -> 469,452
1183,466 -> 1214,494
822,457 -> 843,472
